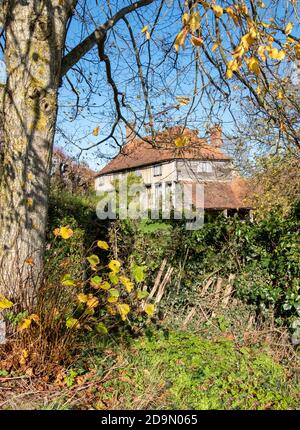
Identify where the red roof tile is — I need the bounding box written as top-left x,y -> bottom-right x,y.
187,177 -> 252,209
97,127 -> 230,176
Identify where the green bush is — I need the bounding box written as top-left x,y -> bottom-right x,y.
112,206 -> 300,330
46,189 -> 108,282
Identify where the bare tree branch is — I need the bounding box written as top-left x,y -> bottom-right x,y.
61,0 -> 156,77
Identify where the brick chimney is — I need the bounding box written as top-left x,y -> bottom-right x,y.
209,124 -> 223,148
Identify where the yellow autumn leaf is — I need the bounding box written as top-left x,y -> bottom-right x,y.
232,44 -> 246,59
189,11 -> 201,32
225,59 -> 239,79
92,126 -> 100,136
247,57 -> 260,76
60,226 -> 74,239
174,29 -> 187,52
26,198 -> 33,208
261,22 -> 271,29
19,349 -> 28,366
174,136 -> 189,147
86,294 -> 99,309
27,171 -> 33,181
257,45 -> 267,61
182,13 -> 189,25
175,96 -> 190,106
212,5 -> 223,18
277,90 -> 284,100
119,276 -> 134,293
241,28 -> 257,48
99,281 -> 111,290
267,47 -> 285,60
118,303 -> 130,321
190,35 -> 204,47
77,293 -> 88,303
226,7 -> 234,17
0,295 -> 14,310
284,22 -> 293,36
19,313 -> 39,331
144,303 -> 155,317
19,318 -> 32,331
108,260 -> 121,273
212,42 -> 219,52
107,305 -> 117,315
295,43 -> 300,60
97,240 -> 109,250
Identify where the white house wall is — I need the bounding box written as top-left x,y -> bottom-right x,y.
176,159 -> 234,182
95,160 -> 177,192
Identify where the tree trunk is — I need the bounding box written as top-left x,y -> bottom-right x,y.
0,1 -> 71,310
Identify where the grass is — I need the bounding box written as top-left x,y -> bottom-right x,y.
81,329 -> 300,410
1,328 -> 299,410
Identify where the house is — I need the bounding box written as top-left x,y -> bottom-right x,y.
95,125 -> 252,218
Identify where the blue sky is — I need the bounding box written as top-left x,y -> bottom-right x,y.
1,0 -> 299,171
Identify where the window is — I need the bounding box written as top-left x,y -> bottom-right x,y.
197,162 -> 213,173
153,164 -> 162,177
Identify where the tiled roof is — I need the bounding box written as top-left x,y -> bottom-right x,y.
97,127 -> 230,176
187,176 -> 252,209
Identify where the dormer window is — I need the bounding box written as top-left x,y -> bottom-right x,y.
153,164 -> 162,176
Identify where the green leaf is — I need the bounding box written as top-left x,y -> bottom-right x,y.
109,272 -> 119,285
137,290 -> 149,300
131,264 -> 145,283
65,369 -> 78,388
61,274 -> 76,287
66,317 -> 80,330
90,275 -> 102,288
95,322 -> 108,335
107,288 -> 120,303
87,254 -> 100,267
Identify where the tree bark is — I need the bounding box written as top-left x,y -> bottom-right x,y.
0,1 -> 72,309
0,0 -> 154,311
